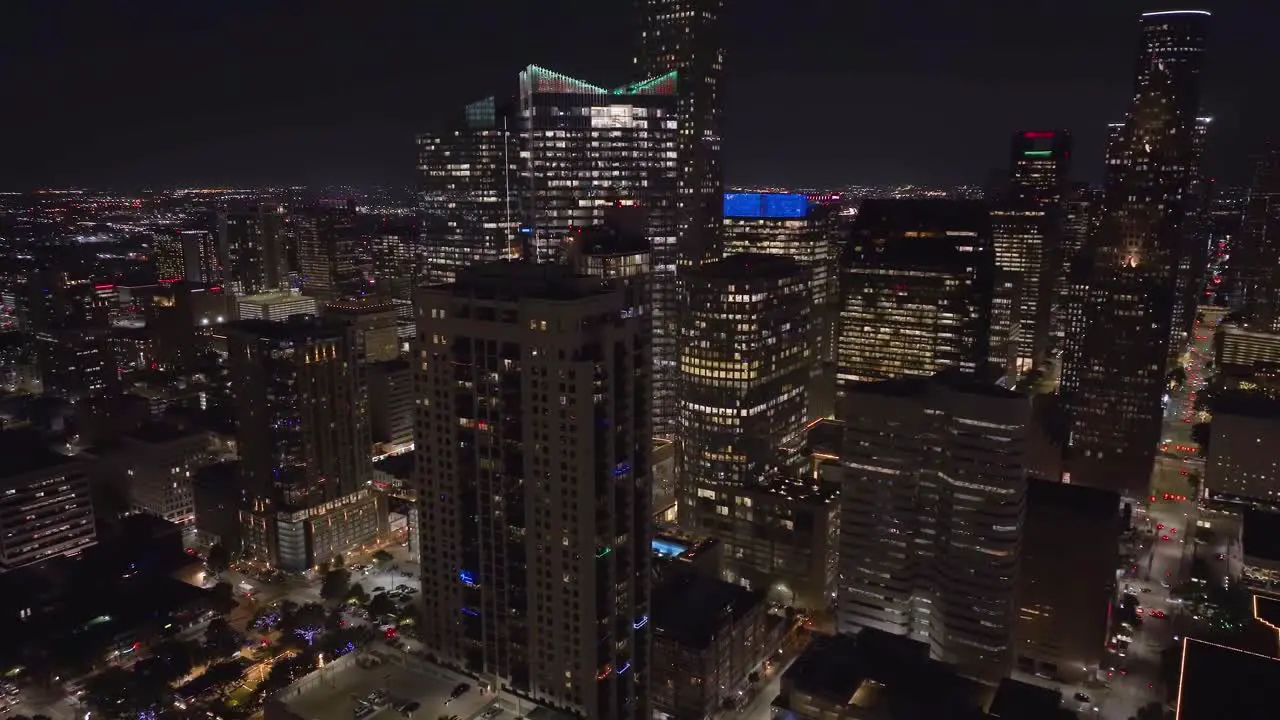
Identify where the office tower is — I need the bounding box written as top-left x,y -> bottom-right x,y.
416,97 -> 520,286
722,193 -> 840,415
1063,10 -> 1209,495
226,317 -> 369,508
678,255 -> 835,607
297,206 -> 366,300
992,131 -> 1070,372
1055,184 -> 1104,338
217,205 -> 287,296
1015,479 -> 1118,683
367,359 -> 414,451
636,0 -> 725,267
0,429 -> 96,570
155,230 -> 220,285
414,264 -> 652,720
837,371 -> 1029,680
837,199 -> 995,385
722,193 -> 839,333
679,253 -> 811,513
370,216 -> 419,301
1237,147 -> 1280,332
519,64 -> 679,434
24,272 -> 117,402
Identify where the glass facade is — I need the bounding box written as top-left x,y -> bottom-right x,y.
679,253 -> 811,511
416,96 -> 520,286
837,200 -> 994,385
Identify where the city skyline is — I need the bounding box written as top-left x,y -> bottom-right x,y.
4,1 -> 1280,189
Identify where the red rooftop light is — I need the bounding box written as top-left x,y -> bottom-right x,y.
1023,131 -> 1056,139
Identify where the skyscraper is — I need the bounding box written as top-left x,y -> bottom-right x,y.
991,131 -> 1071,374
679,253 -> 812,521
636,0 -> 725,267
519,64 -> 679,434
837,199 -> 995,385
217,205 -> 287,296
297,206 -> 366,300
155,230 -> 220,285
722,192 -> 841,415
416,97 -> 520,286
225,317 -> 368,507
837,371 -> 1030,680
1236,146 -> 1280,332
1063,9 -> 1209,494
225,316 -> 380,570
414,264 -> 652,720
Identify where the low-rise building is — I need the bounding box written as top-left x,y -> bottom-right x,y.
116,424 -> 217,526
710,477 -> 838,612
771,631 -> 993,720
652,573 -> 774,720
0,430 -> 96,571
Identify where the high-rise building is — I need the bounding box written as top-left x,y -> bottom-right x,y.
722,192 -> 841,416
416,97 -> 520,286
217,205 -> 287,296
155,230 -> 220,285
225,318 -> 369,510
837,199 -> 995,385
1054,184 -> 1104,340
1063,9 -> 1209,494
992,131 -> 1070,372
297,206 -> 367,300
636,0 -> 725,267
1015,479 -> 1118,683
24,273 -> 118,402
1236,147 -> 1280,332
679,253 -> 812,518
369,216 -> 419,301
414,263 -> 652,720
837,371 -> 1029,680
519,64 -> 679,434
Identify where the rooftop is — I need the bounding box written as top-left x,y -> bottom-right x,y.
691,252 -> 805,282
1176,637 -> 1278,720
223,316 -> 344,343
1242,508 -> 1280,563
1026,477 -> 1120,520
445,262 -> 618,302
778,630 -> 991,716
0,429 -> 78,479
125,421 -> 207,445
652,573 -> 764,649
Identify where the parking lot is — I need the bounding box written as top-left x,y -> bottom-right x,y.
285,659 -> 496,720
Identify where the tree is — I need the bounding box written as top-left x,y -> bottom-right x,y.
210,580 -> 237,614
348,583 -> 369,606
206,543 -> 231,575
1191,423 -> 1211,456
372,549 -> 394,566
146,639 -> 199,683
367,592 -> 397,619
331,553 -> 345,569
205,616 -> 242,659
321,568 -> 352,602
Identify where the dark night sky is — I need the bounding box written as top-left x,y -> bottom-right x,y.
1,0 -> 1274,190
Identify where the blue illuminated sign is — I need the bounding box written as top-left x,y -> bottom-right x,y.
723,193 -> 809,219
459,570 -> 477,586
